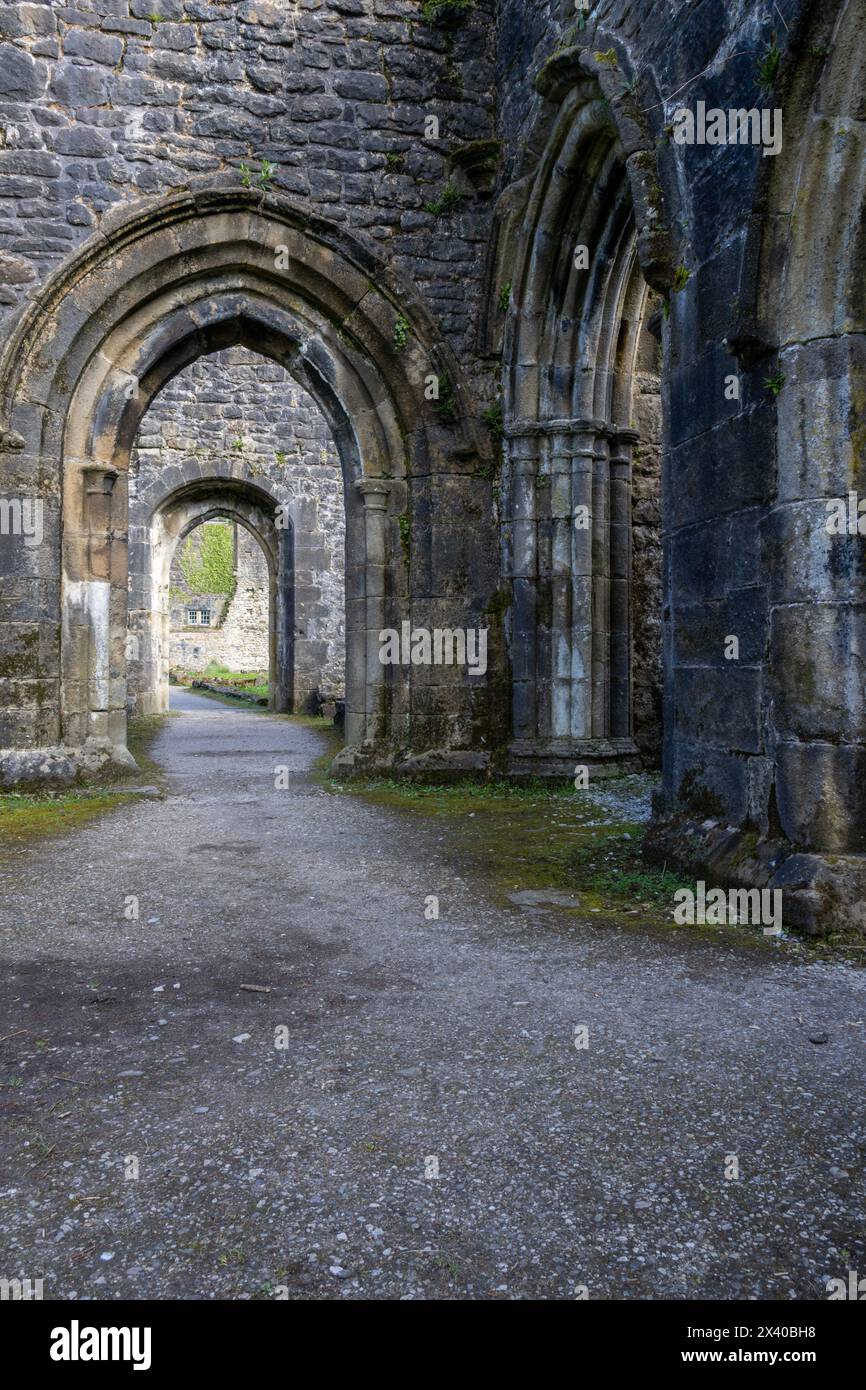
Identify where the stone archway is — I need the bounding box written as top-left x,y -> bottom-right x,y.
0,184 -> 499,781
630,0 -> 866,935
129,481 -> 289,720
495,49 -> 675,780
728,0 -> 866,880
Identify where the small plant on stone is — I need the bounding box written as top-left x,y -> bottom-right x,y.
147,12 -> 165,23
672,264 -> 690,292
274,451 -> 287,466
498,281 -> 512,313
423,182 -> 463,217
392,314 -> 411,353
257,159 -> 277,191
757,34 -> 781,92
420,0 -> 473,26
763,370 -> 786,397
593,48 -> 619,67
385,152 -> 405,172
239,160 -> 277,193
232,437 -> 246,453
435,374 -> 458,422
483,403 -> 504,440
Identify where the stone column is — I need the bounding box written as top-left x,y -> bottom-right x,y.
62,460 -> 129,751
504,419 -> 640,779
567,422 -> 598,741
502,428 -> 542,742
354,477 -> 392,746
548,428 -> 571,739
608,427 -> 639,740
590,429 -> 610,739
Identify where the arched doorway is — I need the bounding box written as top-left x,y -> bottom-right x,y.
730,0 -> 866,861
0,185 -> 499,779
166,516 -> 272,703
129,482 -> 288,719
126,342 -> 348,722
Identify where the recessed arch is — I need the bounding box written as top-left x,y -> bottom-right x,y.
499,67 -> 666,778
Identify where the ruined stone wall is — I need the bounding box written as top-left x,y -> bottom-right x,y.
0,0 -> 504,744
493,0 -> 814,815
0,0 -> 499,386
130,346 -> 347,707
3,0 -> 862,926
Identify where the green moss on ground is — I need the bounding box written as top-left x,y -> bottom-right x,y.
322,772 -> 789,948
0,789 -> 132,844
286,713 -> 337,732
0,714 -> 168,848
326,774 -> 675,911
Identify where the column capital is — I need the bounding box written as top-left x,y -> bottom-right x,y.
355,476 -> 393,509
607,425 -> 640,446
505,416 -> 607,441
81,464 -> 120,495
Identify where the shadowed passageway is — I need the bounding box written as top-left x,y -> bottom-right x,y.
0,693 -> 863,1299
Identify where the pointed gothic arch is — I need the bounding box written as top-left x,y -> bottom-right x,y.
497,48 -> 675,779
730,0 -> 866,856
130,478 -> 289,721
0,183 -> 499,780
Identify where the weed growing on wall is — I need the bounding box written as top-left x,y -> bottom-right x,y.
177,521 -> 235,598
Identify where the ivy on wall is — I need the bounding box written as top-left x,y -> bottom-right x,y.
176,521 -> 236,600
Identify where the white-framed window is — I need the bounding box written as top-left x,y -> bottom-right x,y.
187,608 -> 212,626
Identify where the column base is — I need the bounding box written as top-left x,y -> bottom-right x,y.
331,743 -> 492,782
507,737 -> 642,782
0,741 -> 139,789
644,811 -> 866,939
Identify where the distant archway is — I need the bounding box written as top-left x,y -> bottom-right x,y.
129,480 -> 289,719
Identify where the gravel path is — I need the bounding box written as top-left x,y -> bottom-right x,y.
0,691 -> 864,1300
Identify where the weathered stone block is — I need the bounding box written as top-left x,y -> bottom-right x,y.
776,744 -> 866,853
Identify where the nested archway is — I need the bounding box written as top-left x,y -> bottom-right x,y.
130,480 -> 289,720
0,184 -> 490,776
